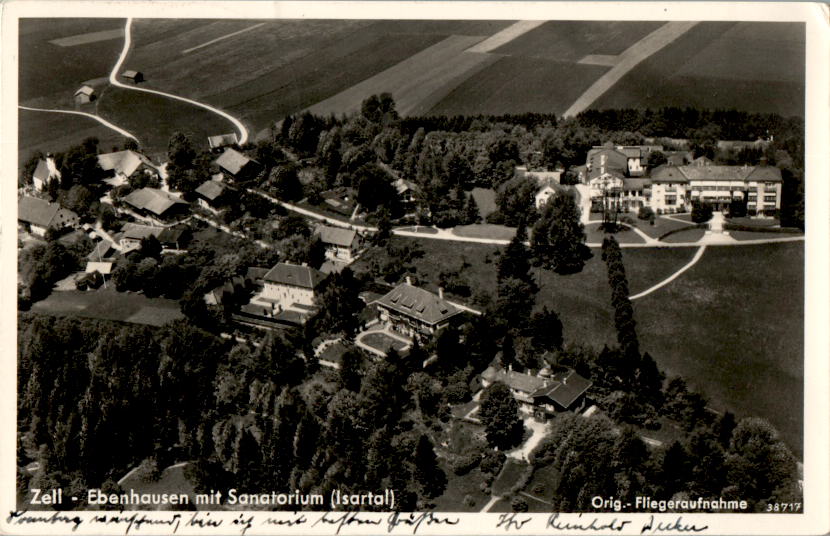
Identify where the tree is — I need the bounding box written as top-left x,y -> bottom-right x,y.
413,434 -> 446,498
338,348 -> 362,392
646,150 -> 667,168
478,382 -> 523,450
529,307 -> 563,352
691,201 -> 714,223
167,132 -> 196,170
355,163 -> 398,214
497,223 -> 533,285
531,193 -> 590,275
268,163 -> 303,201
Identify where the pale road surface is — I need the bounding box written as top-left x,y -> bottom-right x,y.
110,18 -> 249,144
562,21 -> 699,117
465,20 -> 546,53
19,105 -> 138,140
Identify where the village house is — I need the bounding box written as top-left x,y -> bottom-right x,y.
371,278 -> 464,342
260,262 -> 327,309
74,85 -> 95,104
214,148 -> 262,182
194,179 -> 234,213
480,365 -> 592,419
86,239 -> 115,262
157,227 -> 190,251
393,178 -> 419,208
116,222 -> 164,251
98,150 -> 158,187
204,275 -> 246,306
31,156 -> 61,191
122,187 -> 189,221
315,224 -> 363,262
18,196 -> 79,237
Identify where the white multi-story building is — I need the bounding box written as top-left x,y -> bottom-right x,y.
261,262 -> 326,309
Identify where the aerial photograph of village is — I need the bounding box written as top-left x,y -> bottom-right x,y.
15,14 -> 806,515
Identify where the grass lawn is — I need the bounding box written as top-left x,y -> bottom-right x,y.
19,108 -> 126,165
727,217 -> 781,228
361,331 -> 408,354
524,464 -> 560,503
471,188 -> 497,219
451,400 -> 480,420
365,236 -> 804,456
583,223 -> 645,244
632,216 -> 694,239
31,288 -> 183,326
453,224 -> 516,240
729,230 -> 803,241
661,228 -> 705,243
593,22 -> 804,116
491,458 -> 530,497
431,466 -> 491,512
633,242 -> 804,456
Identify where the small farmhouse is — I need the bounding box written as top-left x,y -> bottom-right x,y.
371,278 -> 463,341
74,85 -> 95,104
120,70 -> 144,83
194,179 -> 233,213
18,196 -> 79,237
98,150 -> 157,187
214,148 -> 262,182
117,223 -> 164,251
208,133 -> 239,151
123,188 -> 189,220
32,157 -> 61,191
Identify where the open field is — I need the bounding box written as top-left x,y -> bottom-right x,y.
19,108 -> 126,163
592,22 -> 805,116
634,241 -> 804,456
31,288 -> 183,326
357,237 -> 803,455
471,187 -> 497,219
19,18 -> 125,105
97,87 -> 236,156
426,56 -> 608,117
492,20 -> 666,60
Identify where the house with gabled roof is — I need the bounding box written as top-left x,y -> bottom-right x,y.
480,365 -> 592,419
74,85 -> 95,104
194,179 -> 234,213
208,133 -> 239,151
120,70 -> 144,83
315,224 -> 363,262
371,277 -> 464,341
18,196 -> 79,237
260,262 -> 327,308
123,187 -> 189,220
214,148 -> 262,182
98,150 -> 157,186
32,157 -> 61,192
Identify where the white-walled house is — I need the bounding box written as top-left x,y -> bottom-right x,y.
261,262 -> 327,309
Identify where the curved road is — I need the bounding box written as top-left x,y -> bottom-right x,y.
110,18 -> 249,144
19,105 -> 138,140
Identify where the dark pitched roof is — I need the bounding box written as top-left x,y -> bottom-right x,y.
317,225 -> 357,247
679,165 -> 754,183
120,223 -> 163,241
246,266 -> 270,282
649,165 -> 689,183
195,180 -> 227,201
745,165 -> 783,183
123,188 -> 188,216
481,366 -> 546,394
263,263 -> 326,289
622,178 -> 651,190
87,240 -> 114,261
18,196 -> 77,228
372,283 -> 461,326
157,227 -> 186,244
531,369 -> 592,409
215,148 -> 258,176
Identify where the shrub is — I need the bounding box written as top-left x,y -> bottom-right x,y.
657,208 -> 664,215
691,202 -> 713,223
136,457 -> 161,482
511,498 -> 529,512
463,494 -> 476,508
480,449 -> 506,476
533,484 -> 545,495
637,207 -> 655,221
449,453 -> 481,475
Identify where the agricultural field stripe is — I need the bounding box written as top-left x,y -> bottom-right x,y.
181,22 -> 267,54
465,20 -> 545,53
49,29 -> 124,47
109,18 -> 249,144
18,105 -> 138,141
563,21 -> 699,117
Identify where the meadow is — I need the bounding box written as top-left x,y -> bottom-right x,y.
18,108 -> 125,163
31,288 -> 184,327
593,22 -> 805,116
357,237 -> 804,455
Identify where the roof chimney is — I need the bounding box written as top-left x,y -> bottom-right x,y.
438,287 -> 444,299
405,276 -> 412,286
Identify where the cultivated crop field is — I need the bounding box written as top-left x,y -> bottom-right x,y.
18,108 -> 125,163
593,21 -> 805,116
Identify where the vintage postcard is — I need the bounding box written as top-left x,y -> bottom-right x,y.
2,1 -> 828,535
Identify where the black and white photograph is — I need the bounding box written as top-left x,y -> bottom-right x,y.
3,2 -> 828,534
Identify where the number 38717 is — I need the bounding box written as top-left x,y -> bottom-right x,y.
766,503 -> 802,512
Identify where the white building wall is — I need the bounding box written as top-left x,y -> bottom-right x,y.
262,282 -> 315,307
